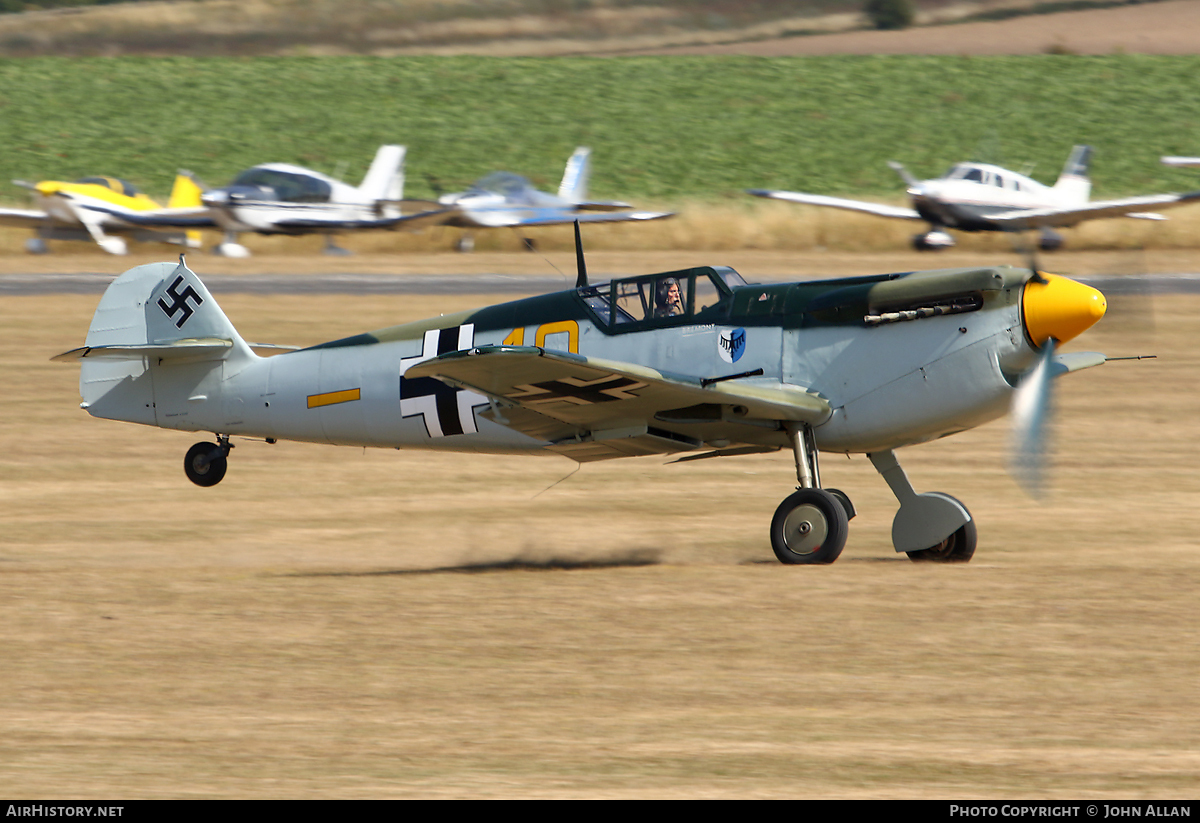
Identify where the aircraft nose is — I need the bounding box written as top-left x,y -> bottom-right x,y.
1022,273 -> 1107,346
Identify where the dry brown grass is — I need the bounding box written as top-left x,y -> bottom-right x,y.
1,251 -> 1198,797
0,0 -> 1132,57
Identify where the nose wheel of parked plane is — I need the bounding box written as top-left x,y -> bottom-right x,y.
184,436 -> 232,487
912,229 -> 955,251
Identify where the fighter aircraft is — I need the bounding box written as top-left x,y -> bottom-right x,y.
750,145 -> 1200,251
427,147 -> 674,252
193,145 -> 451,257
0,174 -> 209,255
55,227 -> 1109,564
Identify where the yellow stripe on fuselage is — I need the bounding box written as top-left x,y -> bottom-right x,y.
307,388 -> 361,409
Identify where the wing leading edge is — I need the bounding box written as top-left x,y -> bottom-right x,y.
746,189 -> 922,221
404,345 -> 830,462
986,191 -> 1200,229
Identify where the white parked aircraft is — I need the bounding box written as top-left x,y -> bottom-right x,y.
196,145 -> 449,257
429,147 -> 674,252
750,146 -> 1200,250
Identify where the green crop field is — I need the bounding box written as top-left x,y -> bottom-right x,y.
2,55 -> 1199,204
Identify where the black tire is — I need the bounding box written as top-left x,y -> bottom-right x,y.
184,442 -> 227,487
1038,230 -> 1064,252
906,518 -> 977,563
769,488 -> 849,565
824,487 -> 856,521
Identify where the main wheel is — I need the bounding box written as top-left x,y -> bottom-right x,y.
906,518 -> 977,563
769,488 -> 849,565
184,442 -> 227,487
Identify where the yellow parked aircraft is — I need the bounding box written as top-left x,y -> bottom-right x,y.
0,173 -> 210,255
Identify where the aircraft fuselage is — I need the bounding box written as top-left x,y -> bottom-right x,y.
91,265 -> 1037,458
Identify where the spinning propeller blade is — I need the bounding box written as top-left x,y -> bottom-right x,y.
1008,265 -> 1108,496
1009,336 -> 1056,496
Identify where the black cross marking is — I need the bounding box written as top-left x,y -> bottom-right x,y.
401,375 -> 468,436
512,375 -> 645,406
157,275 -> 204,329
400,325 -> 487,438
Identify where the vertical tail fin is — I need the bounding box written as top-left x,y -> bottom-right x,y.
358,144 -> 406,207
167,171 -> 204,209
557,146 -> 591,203
168,171 -> 205,248
68,259 -> 256,425
1052,145 -> 1092,204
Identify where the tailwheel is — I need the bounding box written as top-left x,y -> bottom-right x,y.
769,488 -> 849,565
184,438 -> 231,487
906,519 -> 977,563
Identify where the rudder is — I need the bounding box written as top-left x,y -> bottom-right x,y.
69,259 -> 254,424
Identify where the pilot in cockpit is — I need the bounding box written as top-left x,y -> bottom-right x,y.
654,277 -> 684,318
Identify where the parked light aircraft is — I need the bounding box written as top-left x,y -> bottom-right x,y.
55,228 -> 1110,564
428,147 -> 674,252
750,145 -> 1200,251
194,145 -> 450,258
0,174 -> 208,255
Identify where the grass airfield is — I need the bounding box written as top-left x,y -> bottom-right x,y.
1,249 -> 1198,798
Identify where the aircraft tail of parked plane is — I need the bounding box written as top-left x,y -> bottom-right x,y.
167,172 -> 205,209
1051,144 -> 1092,204
357,144 -> 406,215
557,146 -> 591,203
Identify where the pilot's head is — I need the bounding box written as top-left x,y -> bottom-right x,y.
656,278 -> 682,313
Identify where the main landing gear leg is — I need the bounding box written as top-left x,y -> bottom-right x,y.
184,435 -> 233,487
769,424 -> 854,565
867,450 -> 976,562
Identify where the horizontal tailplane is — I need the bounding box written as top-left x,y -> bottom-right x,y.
57,258 -> 255,425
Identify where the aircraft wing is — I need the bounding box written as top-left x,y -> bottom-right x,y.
574,200 -> 635,212
0,206 -> 51,228
270,207 -> 455,232
80,204 -> 218,229
1162,157 -> 1200,167
449,208 -> 674,229
746,189 -> 922,220
986,191 -> 1200,229
404,345 -> 830,462
514,210 -> 674,227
